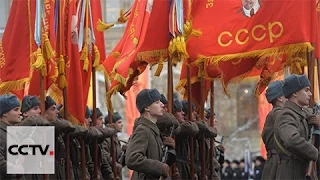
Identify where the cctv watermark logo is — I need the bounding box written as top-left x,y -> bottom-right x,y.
7,126 -> 55,174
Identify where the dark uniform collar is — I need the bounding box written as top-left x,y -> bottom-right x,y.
0,120 -> 9,131
134,116 -> 160,136
285,101 -> 306,118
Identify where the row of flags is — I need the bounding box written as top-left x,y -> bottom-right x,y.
101,0 -> 320,110
0,0 -> 106,125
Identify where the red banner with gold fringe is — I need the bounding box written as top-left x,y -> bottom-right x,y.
187,0 -> 318,64
0,0 -> 37,98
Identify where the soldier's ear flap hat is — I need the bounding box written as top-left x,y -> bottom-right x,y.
282,74 -> 310,98
85,106 -> 91,118
265,80 -> 284,103
181,100 -> 195,115
0,94 -> 20,116
105,112 -> 123,124
136,88 -> 161,113
173,99 -> 183,112
160,94 -> 168,105
91,108 -> 103,120
45,96 -> 56,111
21,95 -> 40,114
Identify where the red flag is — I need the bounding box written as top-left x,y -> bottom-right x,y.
187,0 -> 317,64
315,1 -> 320,58
28,0 -> 58,97
104,0 -> 172,109
0,0 -> 36,98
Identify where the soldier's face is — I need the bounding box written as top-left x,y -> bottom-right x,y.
95,116 -> 104,128
45,105 -> 59,121
162,106 -> 168,113
23,106 -> 41,117
213,117 -> 218,127
85,117 -> 92,127
4,107 -> 21,125
295,86 -> 312,107
174,110 -> 185,123
148,100 -> 164,117
242,0 -> 257,10
115,119 -> 123,132
191,111 -> 198,121
278,96 -> 287,107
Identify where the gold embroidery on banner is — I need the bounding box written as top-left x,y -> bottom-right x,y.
0,42 -> 5,68
206,0 -> 214,8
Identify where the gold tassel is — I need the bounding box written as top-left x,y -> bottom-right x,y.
97,19 -> 114,32
92,45 -> 100,68
42,33 -> 56,59
290,57 -> 307,74
183,21 -> 202,40
58,55 -> 67,88
154,57 -> 164,76
33,47 -> 45,69
80,45 -> 88,61
83,57 -> 89,72
59,55 -> 65,74
52,62 -> 59,80
118,9 -> 128,23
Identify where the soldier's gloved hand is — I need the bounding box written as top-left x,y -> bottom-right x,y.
97,127 -> 117,138
216,144 -> 225,152
106,123 -> 117,130
51,119 -> 76,133
71,125 -> 88,137
163,136 -> 175,149
161,163 -> 170,178
195,120 -> 208,131
307,115 -> 320,129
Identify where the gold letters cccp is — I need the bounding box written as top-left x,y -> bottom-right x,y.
218,21 -> 284,47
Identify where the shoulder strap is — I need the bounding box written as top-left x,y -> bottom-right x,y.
274,134 -> 303,162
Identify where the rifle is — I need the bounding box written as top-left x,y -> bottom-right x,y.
306,104 -> 319,180
161,125 -> 175,163
158,125 -> 175,180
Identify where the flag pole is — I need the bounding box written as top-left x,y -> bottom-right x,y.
187,64 -> 195,180
199,62 -> 206,179
306,49 -> 317,178
39,62 -> 48,180
91,67 -> 99,179
80,136 -> 87,178
167,57 -> 177,177
105,77 -> 118,179
209,81 -> 215,179
62,74 -> 71,180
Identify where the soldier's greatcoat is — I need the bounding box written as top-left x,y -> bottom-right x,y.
0,121 -> 26,180
104,136 -> 123,180
261,106 -> 282,180
274,101 -> 318,179
175,121 -> 199,180
126,117 -> 165,180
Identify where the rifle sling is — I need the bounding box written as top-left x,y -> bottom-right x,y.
274,134 -> 304,162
